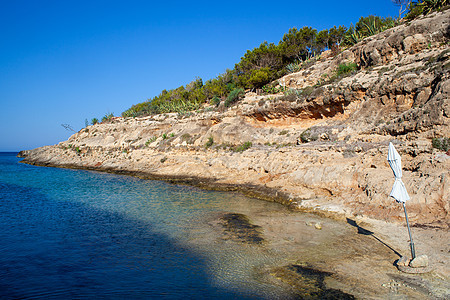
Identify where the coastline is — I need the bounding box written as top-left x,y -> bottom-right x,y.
19,150 -> 450,298
18,8 -> 450,230
16,9 -> 450,297
18,129 -> 450,229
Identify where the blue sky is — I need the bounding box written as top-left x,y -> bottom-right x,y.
0,0 -> 399,151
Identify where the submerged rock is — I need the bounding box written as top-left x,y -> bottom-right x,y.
219,213 -> 264,244
271,264 -> 355,299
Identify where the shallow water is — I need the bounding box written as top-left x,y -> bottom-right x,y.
1,152 -> 314,298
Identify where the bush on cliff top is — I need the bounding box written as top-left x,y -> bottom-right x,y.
122,5 -> 419,118
406,0 -> 449,20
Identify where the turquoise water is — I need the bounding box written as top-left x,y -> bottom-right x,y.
0,152 -> 297,299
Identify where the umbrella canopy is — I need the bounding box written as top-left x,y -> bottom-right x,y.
387,142 -> 410,203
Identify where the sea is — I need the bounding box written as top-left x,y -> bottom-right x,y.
0,152 -> 299,299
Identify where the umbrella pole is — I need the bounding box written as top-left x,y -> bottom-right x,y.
402,202 -> 416,259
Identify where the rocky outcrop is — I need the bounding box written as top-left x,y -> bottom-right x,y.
21,10 -> 449,228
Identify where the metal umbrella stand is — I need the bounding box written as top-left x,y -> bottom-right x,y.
402,202 -> 416,259
387,142 -> 416,260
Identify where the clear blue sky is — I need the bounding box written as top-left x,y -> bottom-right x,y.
0,0 -> 399,152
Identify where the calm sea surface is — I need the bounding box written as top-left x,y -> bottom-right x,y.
0,152 -> 297,299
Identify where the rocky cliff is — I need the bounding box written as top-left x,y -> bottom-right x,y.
21,10 -> 449,228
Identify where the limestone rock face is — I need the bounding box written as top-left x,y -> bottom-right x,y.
21,10 -> 449,228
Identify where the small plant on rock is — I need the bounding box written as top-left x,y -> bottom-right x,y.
233,141 -> 252,152
210,96 -> 221,107
286,60 -> 303,74
299,128 -> 318,143
224,88 -> 245,107
432,137 -> 450,151
101,112 -> 114,123
336,62 -> 358,77
145,136 -> 157,146
205,137 -> 214,148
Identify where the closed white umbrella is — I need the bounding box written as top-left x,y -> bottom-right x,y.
387,142 -> 416,259
388,143 -> 410,203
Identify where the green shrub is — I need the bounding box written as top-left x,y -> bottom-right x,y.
299,128 -> 318,143
162,133 -> 168,140
91,118 -> 99,125
300,129 -> 311,143
210,96 -> 221,106
300,86 -> 315,97
248,68 -> 271,88
284,88 -> 303,98
233,141 -> 252,152
145,136 -> 157,146
122,78 -> 207,117
101,112 -> 114,123
122,101 -> 156,118
205,137 -> 214,148
336,62 -> 358,77
286,60 -> 303,73
344,26 -> 363,45
406,0 -> 449,19
343,16 -> 396,46
262,83 -> 286,95
233,42 -> 283,89
224,88 -> 245,107
121,13 -> 399,118
405,1 -> 424,20
432,137 -> 450,151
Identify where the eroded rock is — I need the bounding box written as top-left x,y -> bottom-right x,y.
409,254 -> 429,268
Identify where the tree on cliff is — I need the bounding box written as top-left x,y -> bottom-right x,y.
233,42 -> 283,89
392,0 -> 411,18
278,27 -> 318,62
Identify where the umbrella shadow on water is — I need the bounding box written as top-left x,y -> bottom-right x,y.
346,218 -> 402,258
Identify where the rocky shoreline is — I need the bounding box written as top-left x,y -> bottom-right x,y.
20,10 -> 449,228
18,10 -> 449,298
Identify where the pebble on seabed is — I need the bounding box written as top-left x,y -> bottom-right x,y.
305,222 -> 322,230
